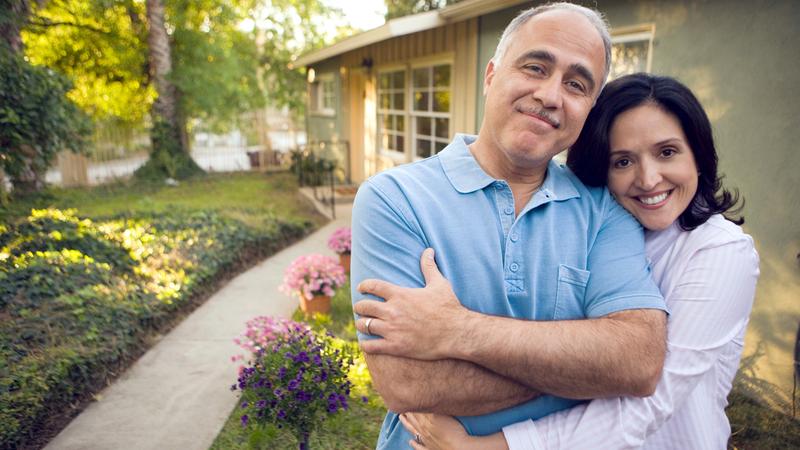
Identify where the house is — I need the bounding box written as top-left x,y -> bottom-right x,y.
295,0 -> 800,400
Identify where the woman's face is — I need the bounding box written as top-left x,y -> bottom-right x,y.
607,103 -> 699,231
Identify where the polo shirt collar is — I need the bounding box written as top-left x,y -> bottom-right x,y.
440,134 -> 495,193
440,134 -> 581,202
540,159 -> 580,202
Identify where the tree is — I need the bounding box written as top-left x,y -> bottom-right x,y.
0,1 -> 91,195
135,0 -> 202,179
384,0 -> 462,20
16,0 -> 346,182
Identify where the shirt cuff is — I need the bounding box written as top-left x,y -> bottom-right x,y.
503,420 -> 545,450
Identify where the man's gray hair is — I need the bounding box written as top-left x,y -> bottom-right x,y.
491,2 -> 612,84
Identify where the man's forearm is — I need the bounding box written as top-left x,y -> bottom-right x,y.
366,353 -> 538,415
449,309 -> 666,399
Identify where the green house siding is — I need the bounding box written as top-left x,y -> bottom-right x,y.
478,0 -> 800,396
307,57 -> 344,144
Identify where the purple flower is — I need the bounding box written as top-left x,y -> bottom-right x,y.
277,409 -> 286,419
256,400 -> 267,409
278,367 -> 287,378
241,415 -> 249,427
361,396 -> 369,403
241,401 -> 248,409
287,379 -> 299,391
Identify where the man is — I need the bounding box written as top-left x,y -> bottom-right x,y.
350,3 -> 667,449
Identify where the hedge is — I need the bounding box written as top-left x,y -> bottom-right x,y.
0,208 -> 312,448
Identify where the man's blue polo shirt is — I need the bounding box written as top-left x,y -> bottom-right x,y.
350,134 -> 665,450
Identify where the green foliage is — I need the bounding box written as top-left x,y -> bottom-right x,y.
22,0 -> 152,122
0,42 -> 92,190
384,0 -> 462,20
0,205 -> 313,449
724,343 -> 800,448
20,0 -> 347,129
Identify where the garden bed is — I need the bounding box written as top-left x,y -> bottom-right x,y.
210,281 -> 386,449
0,172 -> 324,449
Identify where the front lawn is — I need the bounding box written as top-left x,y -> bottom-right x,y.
0,172 -> 325,449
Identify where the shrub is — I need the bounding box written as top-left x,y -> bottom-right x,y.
0,208 -> 311,449
0,43 -> 91,192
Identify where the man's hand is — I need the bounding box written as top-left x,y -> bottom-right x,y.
354,248 -> 468,360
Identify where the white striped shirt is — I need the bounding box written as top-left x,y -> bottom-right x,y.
503,214 -> 760,450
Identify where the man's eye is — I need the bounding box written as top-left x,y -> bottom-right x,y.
525,65 -> 544,74
566,80 -> 586,93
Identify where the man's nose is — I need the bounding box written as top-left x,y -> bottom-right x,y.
532,76 -> 562,109
636,162 -> 662,191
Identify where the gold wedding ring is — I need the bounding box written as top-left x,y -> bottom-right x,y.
365,317 -> 374,335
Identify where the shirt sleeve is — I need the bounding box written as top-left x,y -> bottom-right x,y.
584,197 -> 665,317
502,237 -> 759,450
349,178 -> 428,341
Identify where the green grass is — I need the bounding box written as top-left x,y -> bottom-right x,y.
1,171 -> 326,231
211,281 -> 387,450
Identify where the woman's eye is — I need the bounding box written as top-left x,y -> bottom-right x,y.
661,148 -> 677,157
613,158 -> 631,168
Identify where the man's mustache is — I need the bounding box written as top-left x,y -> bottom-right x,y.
516,106 -> 561,129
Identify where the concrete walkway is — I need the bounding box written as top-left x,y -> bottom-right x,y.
46,191 -> 352,450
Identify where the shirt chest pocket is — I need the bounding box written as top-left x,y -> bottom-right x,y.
553,264 -> 591,320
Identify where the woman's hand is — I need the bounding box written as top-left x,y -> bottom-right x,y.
399,413 -> 508,450
353,248 -> 469,360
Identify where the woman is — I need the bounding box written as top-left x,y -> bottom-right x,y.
398,73 -> 759,449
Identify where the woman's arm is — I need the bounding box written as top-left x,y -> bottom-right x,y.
502,238 -> 759,449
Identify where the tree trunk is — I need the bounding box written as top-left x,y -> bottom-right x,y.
0,0 -> 28,54
141,0 -> 201,179
146,0 -> 178,132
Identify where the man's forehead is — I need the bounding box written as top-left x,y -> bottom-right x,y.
508,10 -> 605,81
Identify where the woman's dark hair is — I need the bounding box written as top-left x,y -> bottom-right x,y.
567,73 -> 743,230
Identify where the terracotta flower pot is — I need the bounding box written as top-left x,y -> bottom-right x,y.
299,293 -> 332,315
339,252 -> 351,274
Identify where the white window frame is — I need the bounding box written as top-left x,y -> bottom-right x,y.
377,67 -> 408,162
310,72 -> 336,116
609,24 -> 655,81
375,57 -> 453,163
410,61 -> 452,161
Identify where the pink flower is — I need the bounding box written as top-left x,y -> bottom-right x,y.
279,254 -> 347,301
327,227 -> 351,254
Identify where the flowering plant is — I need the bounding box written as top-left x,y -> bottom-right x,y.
279,254 -> 346,301
231,319 -> 354,449
326,226 -> 351,254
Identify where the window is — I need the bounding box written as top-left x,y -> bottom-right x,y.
377,70 -> 406,155
609,27 -> 654,80
310,73 -> 336,115
376,62 -> 452,161
411,64 -> 451,159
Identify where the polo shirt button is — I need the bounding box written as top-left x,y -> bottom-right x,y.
510,263 -> 519,272
510,233 -> 519,242
504,207 -> 513,215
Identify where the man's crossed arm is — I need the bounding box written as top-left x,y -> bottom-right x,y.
354,249 -> 666,413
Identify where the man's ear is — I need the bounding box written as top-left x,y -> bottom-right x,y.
483,60 -> 497,95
